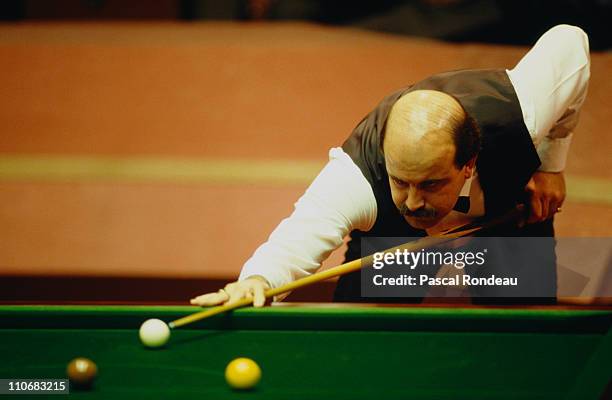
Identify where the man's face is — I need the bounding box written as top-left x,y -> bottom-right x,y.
383,131 -> 471,230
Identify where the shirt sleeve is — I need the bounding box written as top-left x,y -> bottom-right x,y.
506,24 -> 590,172
238,147 -> 377,290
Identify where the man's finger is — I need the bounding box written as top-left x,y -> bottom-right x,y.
540,199 -> 550,222
252,284 -> 266,307
528,195 -> 542,224
189,294 -> 211,305
190,292 -> 225,306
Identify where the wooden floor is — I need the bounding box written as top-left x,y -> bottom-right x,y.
0,22 -> 610,301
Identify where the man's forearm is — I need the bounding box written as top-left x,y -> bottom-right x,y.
238,147 -> 377,290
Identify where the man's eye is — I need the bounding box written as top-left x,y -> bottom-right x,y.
421,181 -> 439,189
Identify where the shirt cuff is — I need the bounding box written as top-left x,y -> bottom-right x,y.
536,134 -> 573,172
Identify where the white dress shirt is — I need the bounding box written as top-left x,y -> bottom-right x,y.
239,24 -> 591,291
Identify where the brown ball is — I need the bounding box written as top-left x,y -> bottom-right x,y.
66,357 -> 98,388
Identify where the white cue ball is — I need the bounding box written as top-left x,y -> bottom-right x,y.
139,318 -> 171,348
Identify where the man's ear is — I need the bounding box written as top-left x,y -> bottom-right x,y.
464,156 -> 477,178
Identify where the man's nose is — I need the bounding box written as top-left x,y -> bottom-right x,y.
405,186 -> 425,211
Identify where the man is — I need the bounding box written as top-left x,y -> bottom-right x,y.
191,24 -> 590,306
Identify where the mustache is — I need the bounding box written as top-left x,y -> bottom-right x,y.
398,204 -> 437,218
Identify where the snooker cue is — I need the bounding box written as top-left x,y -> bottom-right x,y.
169,205 -> 526,329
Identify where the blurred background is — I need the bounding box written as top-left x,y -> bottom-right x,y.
1,0 -> 611,303
2,0 -> 611,50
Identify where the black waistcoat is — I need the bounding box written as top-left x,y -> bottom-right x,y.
334,69 -> 541,301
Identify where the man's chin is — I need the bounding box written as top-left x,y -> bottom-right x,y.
404,216 -> 440,229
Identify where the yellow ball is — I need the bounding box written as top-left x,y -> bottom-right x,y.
225,357 -> 261,390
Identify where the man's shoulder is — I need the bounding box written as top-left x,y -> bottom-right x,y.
412,68 -> 513,98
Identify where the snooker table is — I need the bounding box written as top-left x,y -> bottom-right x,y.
0,304 -> 610,400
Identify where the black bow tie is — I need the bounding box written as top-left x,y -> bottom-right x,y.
453,196 -> 470,213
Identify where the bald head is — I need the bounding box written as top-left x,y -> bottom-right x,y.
383,90 -> 480,168
387,90 -> 465,140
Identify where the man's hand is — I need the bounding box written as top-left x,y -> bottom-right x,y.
524,171 -> 566,223
190,276 -> 271,307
